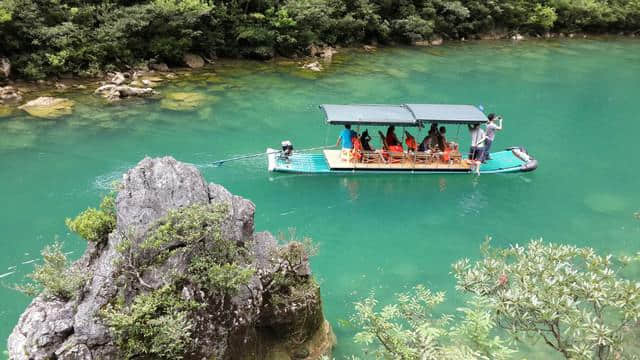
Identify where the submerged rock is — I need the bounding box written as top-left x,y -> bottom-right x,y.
302,61 -> 323,72
160,92 -> 207,111
18,97 -> 75,118
8,156 -> 334,360
184,53 -> 205,68
0,104 -> 14,117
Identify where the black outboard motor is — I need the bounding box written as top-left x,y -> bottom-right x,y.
281,140 -> 294,159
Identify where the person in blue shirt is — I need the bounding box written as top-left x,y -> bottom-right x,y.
336,124 -> 357,160
336,124 -> 356,149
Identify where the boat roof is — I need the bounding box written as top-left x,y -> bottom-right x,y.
320,104 -> 487,126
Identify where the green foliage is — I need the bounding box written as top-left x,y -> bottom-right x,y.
142,203 -> 225,249
188,256 -> 255,294
65,194 -> 116,243
2,0 -> 638,78
351,285 -> 514,359
15,241 -> 87,300
101,285 -> 198,359
528,4 -> 558,32
453,238 -> 640,359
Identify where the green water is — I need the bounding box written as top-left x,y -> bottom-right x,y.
2,39 -> 640,358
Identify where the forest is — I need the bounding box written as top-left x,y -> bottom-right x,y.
1,0 -> 639,79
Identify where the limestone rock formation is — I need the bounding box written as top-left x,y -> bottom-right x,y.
183,53 -> 205,68
18,97 -> 74,118
8,156 -> 334,360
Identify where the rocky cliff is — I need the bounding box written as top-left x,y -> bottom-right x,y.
8,156 -> 334,360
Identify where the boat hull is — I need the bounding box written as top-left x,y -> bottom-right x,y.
267,147 -> 537,175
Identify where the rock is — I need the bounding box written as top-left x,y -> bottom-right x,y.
18,97 -> 74,118
160,92 -> 207,111
55,82 -> 67,90
74,84 -> 87,90
150,62 -> 170,72
183,53 -> 205,68
165,73 -> 177,79
569,33 -> 575,38
363,45 -> 377,52
302,61 -> 323,72
430,37 -> 444,46
308,45 -> 336,60
415,40 -> 430,46
8,156 -> 334,360
0,86 -> 22,104
110,72 -> 125,85
94,84 -> 157,101
511,33 -> 524,40
0,57 -> 10,78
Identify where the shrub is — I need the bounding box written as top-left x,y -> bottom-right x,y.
188,257 -> 255,294
453,238 -> 640,359
15,241 -> 87,300
101,285 -> 198,359
351,285 -> 514,359
65,194 -> 116,243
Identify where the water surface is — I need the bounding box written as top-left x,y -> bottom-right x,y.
2,39 -> 640,358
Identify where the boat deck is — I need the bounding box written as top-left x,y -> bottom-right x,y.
323,150 -> 471,172
268,148 -> 533,174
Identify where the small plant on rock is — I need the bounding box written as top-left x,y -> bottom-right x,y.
15,241 -> 87,300
66,194 -> 116,243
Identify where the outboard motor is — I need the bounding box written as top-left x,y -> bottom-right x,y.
281,140 -> 294,159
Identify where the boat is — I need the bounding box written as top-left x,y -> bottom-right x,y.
267,104 -> 537,174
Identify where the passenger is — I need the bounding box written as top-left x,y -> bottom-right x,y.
360,129 -> 374,151
484,113 -> 503,160
437,126 -> 448,152
418,126 -> 438,152
438,126 -> 451,162
404,130 -> 417,152
468,123 -> 486,174
386,125 -> 401,146
336,124 -> 357,161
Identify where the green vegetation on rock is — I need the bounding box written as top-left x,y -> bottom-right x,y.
66,194 -> 116,243
101,284 -> 199,360
2,0 -> 640,79
15,241 -> 87,300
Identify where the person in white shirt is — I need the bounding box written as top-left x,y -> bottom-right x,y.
484,113 -> 503,160
468,123 -> 486,175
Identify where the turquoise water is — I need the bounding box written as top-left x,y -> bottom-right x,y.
2,39 -> 640,358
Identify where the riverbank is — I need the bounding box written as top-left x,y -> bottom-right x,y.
1,35 -> 637,120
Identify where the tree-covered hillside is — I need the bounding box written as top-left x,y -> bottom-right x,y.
1,0 -> 639,79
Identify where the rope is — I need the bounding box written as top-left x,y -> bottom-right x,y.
211,145 -> 334,166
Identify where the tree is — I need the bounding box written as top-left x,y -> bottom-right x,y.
351,285 -> 514,359
453,238 -> 640,360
